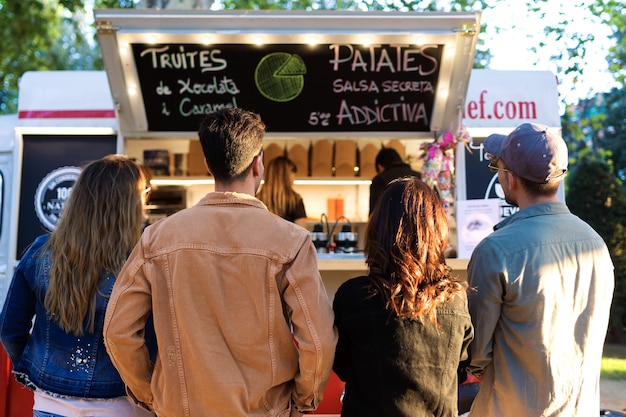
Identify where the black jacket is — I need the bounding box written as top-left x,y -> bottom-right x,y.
369,163 -> 421,215
333,276 -> 473,417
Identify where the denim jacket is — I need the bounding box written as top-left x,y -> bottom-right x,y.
0,234 -> 132,398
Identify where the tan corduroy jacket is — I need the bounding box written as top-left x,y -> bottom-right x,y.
104,192 -> 337,417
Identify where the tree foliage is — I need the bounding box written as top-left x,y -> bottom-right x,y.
566,155 -> 626,342
0,0 -> 492,115
0,0 -> 136,114
590,0 -> 626,85
0,0 -> 101,113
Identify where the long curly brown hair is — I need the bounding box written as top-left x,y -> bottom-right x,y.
366,176 -> 466,323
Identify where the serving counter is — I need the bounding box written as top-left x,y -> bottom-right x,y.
317,253 -> 469,300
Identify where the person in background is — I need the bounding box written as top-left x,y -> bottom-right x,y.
0,154 -> 153,417
103,108 -> 337,417
369,147 -> 421,215
467,123 -> 614,416
257,155 -> 308,228
138,163 -> 154,229
333,176 -> 473,417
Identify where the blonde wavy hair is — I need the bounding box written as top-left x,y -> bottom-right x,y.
256,156 -> 300,218
366,177 -> 466,323
43,154 -> 147,336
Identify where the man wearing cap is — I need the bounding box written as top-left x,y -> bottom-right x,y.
466,123 -> 614,416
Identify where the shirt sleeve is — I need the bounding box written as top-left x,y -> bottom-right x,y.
466,238 -> 505,377
103,239 -> 155,410
283,238 -> 338,412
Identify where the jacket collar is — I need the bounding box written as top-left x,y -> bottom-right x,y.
197,191 -> 268,210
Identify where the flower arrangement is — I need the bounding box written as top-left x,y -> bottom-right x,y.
420,124 -> 472,213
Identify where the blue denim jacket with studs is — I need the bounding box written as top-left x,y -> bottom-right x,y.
0,234 -> 141,398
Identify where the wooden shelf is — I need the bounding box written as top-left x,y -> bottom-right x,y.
150,176 -> 372,186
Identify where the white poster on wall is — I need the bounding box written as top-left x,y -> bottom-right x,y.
456,198 -> 501,259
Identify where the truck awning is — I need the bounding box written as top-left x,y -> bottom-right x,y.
95,9 -> 480,139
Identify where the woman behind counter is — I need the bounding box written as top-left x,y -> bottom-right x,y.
332,177 -> 473,417
0,155 -> 154,417
257,155 -> 308,228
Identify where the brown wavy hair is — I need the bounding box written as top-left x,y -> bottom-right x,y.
366,176 -> 466,323
256,156 -> 300,218
43,154 -> 147,336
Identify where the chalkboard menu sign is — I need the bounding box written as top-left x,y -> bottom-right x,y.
132,43 -> 443,133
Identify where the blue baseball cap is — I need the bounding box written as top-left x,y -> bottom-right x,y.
484,123 -> 568,183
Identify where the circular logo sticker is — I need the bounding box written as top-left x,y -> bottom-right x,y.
34,166 -> 81,231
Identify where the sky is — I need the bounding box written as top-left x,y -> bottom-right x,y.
480,1 -> 619,106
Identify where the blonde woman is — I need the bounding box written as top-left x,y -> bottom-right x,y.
333,177 -> 473,417
0,155 -> 154,417
257,155 -> 308,228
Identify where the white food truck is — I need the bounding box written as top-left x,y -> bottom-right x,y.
0,11 -> 560,306
0,10 -> 561,415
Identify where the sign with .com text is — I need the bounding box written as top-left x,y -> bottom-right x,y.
463,70 -> 560,129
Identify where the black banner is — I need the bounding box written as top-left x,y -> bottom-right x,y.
132,43 -> 443,133
17,135 -> 117,259
464,136 -> 519,218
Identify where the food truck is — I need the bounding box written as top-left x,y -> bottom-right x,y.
0,10 -> 567,312
0,9 -> 557,415
93,8 -> 482,300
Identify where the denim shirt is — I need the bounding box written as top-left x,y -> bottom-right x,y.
467,202 -> 614,416
0,234 -> 130,398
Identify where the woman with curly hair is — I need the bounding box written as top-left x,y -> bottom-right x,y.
332,176 -> 473,417
257,155 -> 308,228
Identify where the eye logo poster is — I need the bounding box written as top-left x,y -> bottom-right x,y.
456,198 -> 500,259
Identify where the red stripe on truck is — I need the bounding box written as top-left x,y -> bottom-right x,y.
18,110 -> 116,119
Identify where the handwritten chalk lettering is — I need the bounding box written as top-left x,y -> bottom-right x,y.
179,96 -> 238,117
332,79 -> 380,93
332,79 -> 435,94
140,45 -> 227,71
178,76 -> 240,95
308,111 -> 332,126
156,81 -> 172,96
336,98 -> 428,126
328,44 -> 439,75
381,80 -> 434,93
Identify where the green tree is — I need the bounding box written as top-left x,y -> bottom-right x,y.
0,0 -> 493,115
590,0 -> 626,85
1,0 -> 89,113
566,154 -> 626,343
0,0 -> 134,114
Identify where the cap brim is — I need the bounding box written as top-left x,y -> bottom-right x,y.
484,134 -> 507,158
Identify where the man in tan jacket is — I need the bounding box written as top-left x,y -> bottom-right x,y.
104,108 -> 337,417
